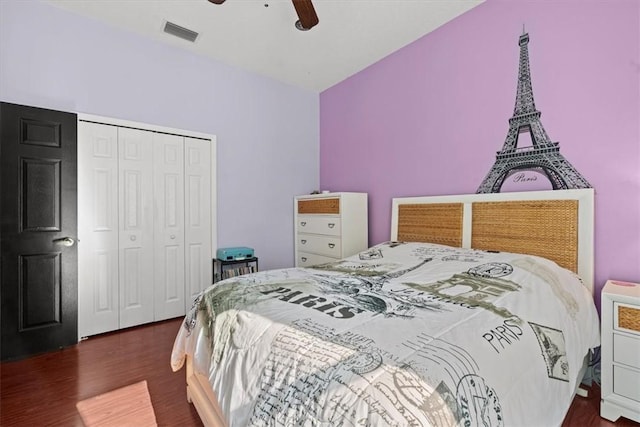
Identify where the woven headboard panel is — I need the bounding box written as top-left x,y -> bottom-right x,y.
390,189 -> 594,293
471,200 -> 579,273
397,203 -> 463,247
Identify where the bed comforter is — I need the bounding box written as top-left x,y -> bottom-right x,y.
171,241 -> 600,426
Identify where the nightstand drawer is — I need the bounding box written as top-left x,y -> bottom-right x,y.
613,365 -> 640,402
613,334 -> 640,368
297,216 -> 341,236
615,302 -> 640,335
601,280 -> 640,422
297,234 -> 342,258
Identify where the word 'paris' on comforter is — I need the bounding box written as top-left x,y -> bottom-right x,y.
171,241 -> 600,427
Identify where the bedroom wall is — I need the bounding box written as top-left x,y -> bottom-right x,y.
320,0 -> 640,310
0,0 -> 319,270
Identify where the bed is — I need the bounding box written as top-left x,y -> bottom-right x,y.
171,188 -> 599,426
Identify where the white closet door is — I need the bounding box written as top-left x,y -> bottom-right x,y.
118,128 -> 155,328
77,122 -> 119,338
153,133 -> 185,321
184,137 -> 212,311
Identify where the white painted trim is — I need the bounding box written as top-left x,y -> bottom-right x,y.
210,137 -> 217,263
390,189 -> 595,294
78,113 -> 213,141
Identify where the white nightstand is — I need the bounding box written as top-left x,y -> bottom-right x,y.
600,280 -> 640,423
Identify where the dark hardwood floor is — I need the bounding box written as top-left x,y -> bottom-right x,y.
1,318 -> 637,426
562,383 -> 639,427
1,318 -> 202,426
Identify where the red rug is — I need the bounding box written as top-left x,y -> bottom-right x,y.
76,380 -> 157,426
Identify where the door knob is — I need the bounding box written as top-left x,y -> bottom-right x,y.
53,237 -> 76,247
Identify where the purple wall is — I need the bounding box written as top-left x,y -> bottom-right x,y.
320,0 -> 640,308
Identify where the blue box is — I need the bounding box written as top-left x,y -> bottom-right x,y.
216,247 -> 254,261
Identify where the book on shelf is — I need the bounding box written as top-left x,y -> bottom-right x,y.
213,257 -> 258,284
218,265 -> 257,281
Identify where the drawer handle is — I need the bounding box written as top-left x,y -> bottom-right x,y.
327,223 -> 335,229
300,221 -> 307,227
301,257 -> 307,262
328,243 -> 335,249
301,239 -> 307,244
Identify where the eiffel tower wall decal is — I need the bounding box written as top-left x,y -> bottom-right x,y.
476,31 -> 592,194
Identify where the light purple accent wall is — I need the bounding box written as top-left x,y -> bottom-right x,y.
320,0 -> 640,309
0,0 -> 319,270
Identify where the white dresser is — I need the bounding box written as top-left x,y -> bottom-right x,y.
294,192 -> 368,267
600,280 -> 640,423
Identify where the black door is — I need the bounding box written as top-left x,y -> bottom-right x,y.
1,102 -> 78,361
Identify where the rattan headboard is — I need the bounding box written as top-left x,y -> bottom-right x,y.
390,189 -> 594,293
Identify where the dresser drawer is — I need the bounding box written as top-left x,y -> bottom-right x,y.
613,365 -> 640,402
613,333 -> 640,368
296,216 -> 341,236
297,234 -> 342,258
297,251 -> 337,267
615,302 -> 640,336
297,197 -> 340,214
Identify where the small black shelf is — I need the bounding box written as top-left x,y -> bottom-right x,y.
213,257 -> 259,283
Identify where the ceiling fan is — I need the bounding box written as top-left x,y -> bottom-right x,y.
207,0 -> 319,31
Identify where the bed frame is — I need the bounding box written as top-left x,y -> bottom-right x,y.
184,188 -> 595,426
185,356 -> 227,426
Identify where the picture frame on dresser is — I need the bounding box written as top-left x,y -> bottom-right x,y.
600,279 -> 640,423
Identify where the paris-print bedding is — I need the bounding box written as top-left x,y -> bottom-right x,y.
171,241 -> 600,426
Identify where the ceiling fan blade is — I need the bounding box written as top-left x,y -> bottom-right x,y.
208,0 -> 226,4
292,0 -> 319,30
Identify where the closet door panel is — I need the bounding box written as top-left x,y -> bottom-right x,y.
79,116 -> 215,335
118,128 -> 154,328
77,122 -> 119,337
153,133 -> 185,321
184,137 -> 212,311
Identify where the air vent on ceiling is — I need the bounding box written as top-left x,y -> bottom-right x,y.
163,21 -> 199,43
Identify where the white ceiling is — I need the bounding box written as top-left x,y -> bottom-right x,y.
45,0 -> 484,92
